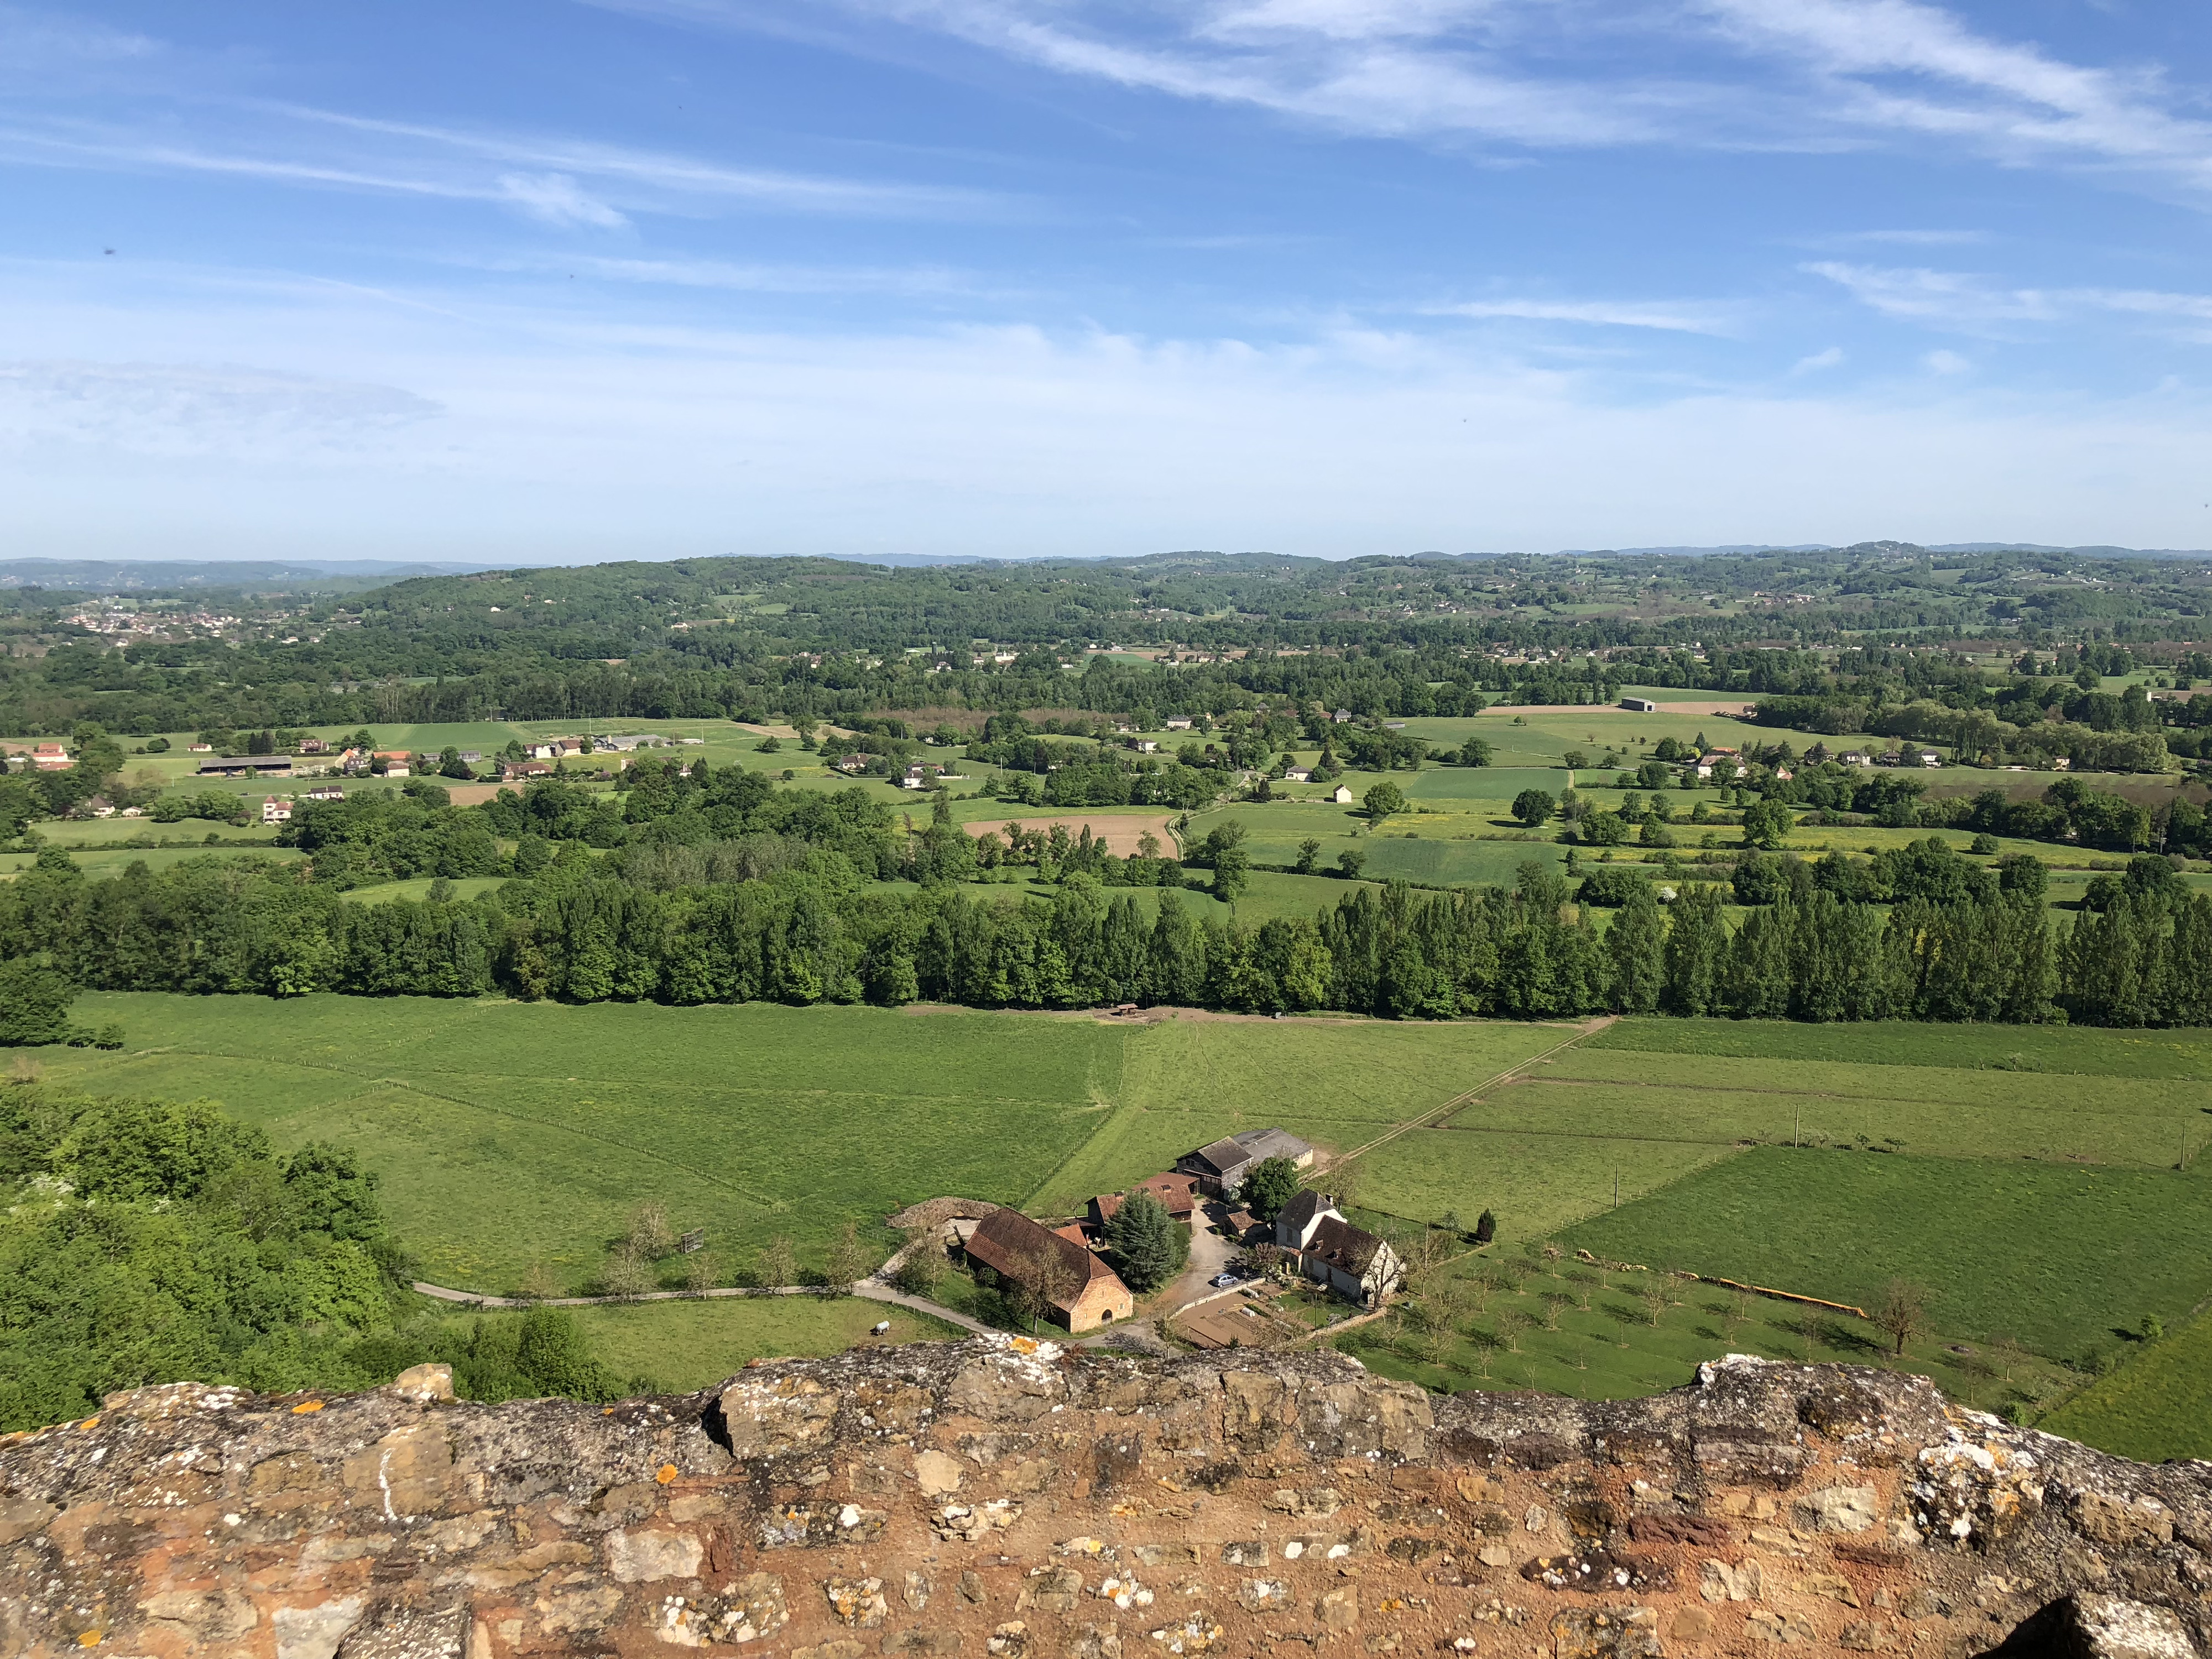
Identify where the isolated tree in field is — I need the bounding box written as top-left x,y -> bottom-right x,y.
827,1220 -> 871,1294
1458,737 -> 1494,768
1473,1208 -> 1496,1245
1740,796 -> 1793,849
1873,1279 -> 1929,1357
627,1201 -> 675,1260
1363,780 -> 1406,821
1106,1190 -> 1185,1292
758,1234 -> 797,1290
682,1249 -> 717,1297
1294,837 -> 1322,874
1241,1156 -> 1301,1222
1336,848 -> 1365,879
601,1246 -> 653,1300
1512,789 -> 1556,828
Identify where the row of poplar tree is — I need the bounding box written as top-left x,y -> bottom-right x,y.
1,843 -> 2206,1027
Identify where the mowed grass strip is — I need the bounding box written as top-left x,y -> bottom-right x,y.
1558,1147 -> 2212,1359
1477,1062 -> 2206,1168
2039,1308 -> 2212,1463
1588,1017 -> 2212,1079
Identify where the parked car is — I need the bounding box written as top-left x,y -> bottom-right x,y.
1212,1272 -> 1239,1288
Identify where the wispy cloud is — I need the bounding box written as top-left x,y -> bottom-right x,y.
1809,260 -> 2212,334
0,359 -> 439,459
1427,296 -> 1733,334
1792,346 -> 1844,372
700,0 -> 2212,204
1827,228 -> 1987,246
495,253 -> 1000,298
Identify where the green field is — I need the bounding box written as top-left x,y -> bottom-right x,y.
1341,1246 -> 2072,1411
557,1296 -> 966,1391
1557,1148 -> 2212,1359
33,994 -> 1125,1295
24,987 -> 2212,1459
2039,1307 -> 2212,1462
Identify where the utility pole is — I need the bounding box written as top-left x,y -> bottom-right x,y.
1794,1104 -> 1801,1149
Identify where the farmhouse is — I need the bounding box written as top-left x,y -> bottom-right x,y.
304,786 -> 345,801
1087,1171 -> 1199,1229
1284,767 -> 1312,782
500,760 -> 554,782
1332,785 -> 1355,805
591,734 -> 665,752
1619,696 -> 1659,713
961,1207 -> 1133,1332
260,797 -> 293,824
1164,717 -> 1194,732
30,743 -> 70,771
1271,1190 -> 1405,1308
1175,1128 -> 1314,1196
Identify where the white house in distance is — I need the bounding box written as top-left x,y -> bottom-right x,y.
260,797 -> 293,825
1271,1190 -> 1405,1308
1332,785 -> 1355,805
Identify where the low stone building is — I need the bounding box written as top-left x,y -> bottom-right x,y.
960,1206 -> 1133,1332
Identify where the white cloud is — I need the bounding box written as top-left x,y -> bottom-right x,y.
1427,297 -> 1732,333
1792,346 -> 1844,372
6,264 -> 2210,559
0,359 -> 440,459
1809,260 -> 2212,336
707,0 -> 2212,203
1830,228 -> 1986,246
1804,260 -> 2056,326
1923,348 -> 1970,373
496,173 -> 629,229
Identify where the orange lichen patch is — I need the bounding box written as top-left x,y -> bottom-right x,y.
75,1632 -> 102,1647
1009,1337 -> 1039,1355
75,1418 -> 99,1432
656,1464 -> 679,1485
290,1401 -> 324,1415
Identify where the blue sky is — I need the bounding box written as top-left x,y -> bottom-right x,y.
4,0 -> 2211,561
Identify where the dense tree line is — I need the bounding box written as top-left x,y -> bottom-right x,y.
6,826 -> 2206,1025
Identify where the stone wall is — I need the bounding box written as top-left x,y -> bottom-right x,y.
0,1340 -> 2204,1658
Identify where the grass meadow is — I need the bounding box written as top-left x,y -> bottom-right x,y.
1557,1148 -> 2212,1360
2039,1307 -> 2212,1462
20,984 -> 2212,1459
1340,1245 -> 2076,1412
